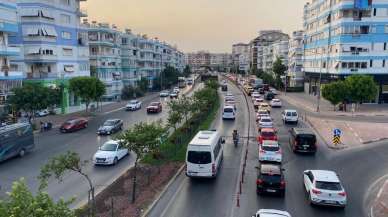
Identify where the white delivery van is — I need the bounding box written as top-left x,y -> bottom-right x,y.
186,130 -> 225,178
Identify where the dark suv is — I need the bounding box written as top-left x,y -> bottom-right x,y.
256,163 -> 285,196
289,128 -> 317,154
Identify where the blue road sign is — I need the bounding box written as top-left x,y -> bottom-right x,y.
334,128 -> 342,137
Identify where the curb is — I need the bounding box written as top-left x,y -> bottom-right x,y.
141,164 -> 185,217
363,138 -> 388,144
370,179 -> 388,217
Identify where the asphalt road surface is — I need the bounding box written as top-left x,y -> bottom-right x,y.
0,83 -> 201,207
148,80 -> 388,217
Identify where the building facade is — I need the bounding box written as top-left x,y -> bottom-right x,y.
9,0 -> 90,113
250,30 -> 290,72
288,30 -> 304,87
187,51 -> 211,72
0,0 -> 20,112
303,0 -> 388,103
232,43 -> 250,73
210,53 -> 232,71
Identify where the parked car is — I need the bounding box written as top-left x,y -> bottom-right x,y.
303,170 -> 347,207
97,119 -> 123,135
170,91 -> 178,99
270,99 -> 282,108
256,164 -> 286,196
289,128 -> 317,153
222,105 -> 236,120
259,140 -> 282,163
282,109 -> 299,124
258,116 -> 273,130
252,209 -> 291,217
160,91 -> 169,97
265,92 -> 275,101
36,109 -> 49,117
60,118 -> 88,133
93,140 -> 129,165
258,128 -> 278,144
147,102 -> 162,113
259,103 -> 271,114
126,100 -> 142,111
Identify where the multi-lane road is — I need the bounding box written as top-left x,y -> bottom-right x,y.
148,79 -> 388,217
0,83 -> 201,207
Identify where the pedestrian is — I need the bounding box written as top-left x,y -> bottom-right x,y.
40,121 -> 44,132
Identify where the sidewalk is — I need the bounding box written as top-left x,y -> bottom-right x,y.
306,116 -> 388,149
371,180 -> 388,217
279,92 -> 388,117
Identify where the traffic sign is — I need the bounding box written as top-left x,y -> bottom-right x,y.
333,128 -> 342,137
333,135 -> 341,145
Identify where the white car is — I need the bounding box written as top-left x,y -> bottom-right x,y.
254,98 -> 264,108
222,105 -> 236,120
270,88 -> 278,95
93,140 -> 129,165
256,110 -> 269,122
282,109 -> 298,124
252,209 -> 291,217
126,99 -> 142,111
173,87 -> 180,93
251,92 -> 261,101
226,93 -> 234,97
160,91 -> 169,97
170,92 -> 178,99
258,116 -> 273,129
270,99 -> 282,108
36,109 -> 49,117
259,140 -> 282,163
303,170 -> 347,207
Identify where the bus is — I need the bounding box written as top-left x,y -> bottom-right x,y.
178,77 -> 186,88
0,123 -> 34,162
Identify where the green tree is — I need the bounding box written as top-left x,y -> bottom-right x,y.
160,65 -> 181,89
116,121 -> 166,203
183,65 -> 192,77
138,77 -> 149,92
272,57 -> 287,88
9,83 -> 59,121
69,76 -> 106,112
0,179 -> 75,217
345,75 -> 378,105
39,151 -> 95,217
322,81 -> 349,111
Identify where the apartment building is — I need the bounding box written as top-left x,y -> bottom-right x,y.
9,0 -> 90,114
210,53 -> 232,71
250,30 -> 290,72
303,0 -> 388,103
121,28 -> 139,87
0,0 -> 20,112
187,51 -> 211,72
232,43 -> 250,73
288,30 -> 304,87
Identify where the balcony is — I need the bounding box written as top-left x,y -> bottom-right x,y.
25,54 -> 57,62
0,70 -> 24,79
0,46 -> 19,56
76,8 -> 88,17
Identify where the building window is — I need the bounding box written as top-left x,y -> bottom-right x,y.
370,60 -> 373,68
374,8 -> 377,16
385,25 -> 388,34
385,43 -> 387,51
63,48 -> 73,56
62,31 -> 71,39
384,60 -> 386,68
60,14 -> 71,24
60,0 -> 70,5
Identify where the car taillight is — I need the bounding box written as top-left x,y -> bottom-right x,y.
260,149 -> 265,153
256,179 -> 263,185
280,181 -> 286,188
338,191 -> 346,197
312,189 -> 321,195
212,163 -> 216,175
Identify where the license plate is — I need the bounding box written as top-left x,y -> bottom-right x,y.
325,200 -> 336,204
267,189 -> 276,193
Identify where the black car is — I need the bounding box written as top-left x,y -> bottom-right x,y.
97,119 -> 123,135
259,88 -> 265,94
256,163 -> 285,196
221,84 -> 228,91
265,92 -> 275,101
289,128 -> 317,154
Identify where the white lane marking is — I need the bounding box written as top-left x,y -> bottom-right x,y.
104,106 -> 126,114
160,175 -> 187,217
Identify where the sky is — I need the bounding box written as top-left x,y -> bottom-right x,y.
83,0 -> 307,53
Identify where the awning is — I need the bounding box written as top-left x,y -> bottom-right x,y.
43,26 -> 57,37
26,47 -> 41,55
23,26 -> 40,36
64,65 -> 75,72
40,9 -> 54,19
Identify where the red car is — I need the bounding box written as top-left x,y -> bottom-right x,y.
60,118 -> 88,133
257,128 -> 278,144
147,102 -> 162,113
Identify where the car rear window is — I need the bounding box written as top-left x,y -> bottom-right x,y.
261,174 -> 281,182
261,132 -> 275,137
187,151 -> 212,164
224,108 -> 234,113
262,146 -> 279,152
297,135 -> 316,145
315,181 -> 342,191
151,102 -> 159,106
261,119 -> 271,122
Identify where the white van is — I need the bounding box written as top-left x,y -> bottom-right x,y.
186,131 -> 225,178
222,105 -> 236,120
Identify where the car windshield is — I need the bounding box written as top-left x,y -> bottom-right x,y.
100,143 -> 117,151
65,120 -> 75,125
104,120 -> 116,126
292,112 -> 298,116
151,102 -> 159,106
187,151 -> 212,164
261,174 -> 281,183
261,132 -> 275,137
315,181 -> 342,191
129,100 -> 138,104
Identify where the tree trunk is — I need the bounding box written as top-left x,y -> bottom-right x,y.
132,160 -> 138,203
85,101 -> 89,113
81,173 -> 95,217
